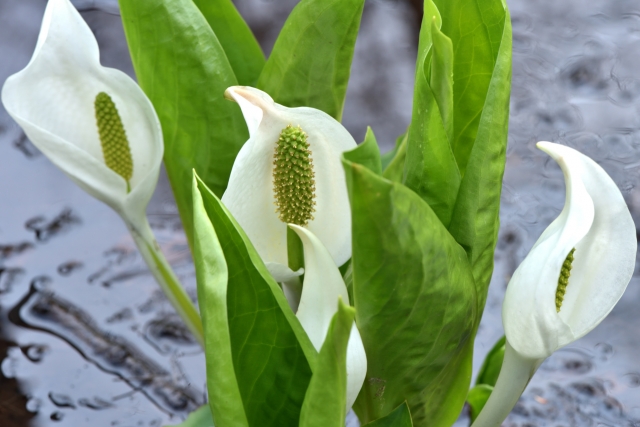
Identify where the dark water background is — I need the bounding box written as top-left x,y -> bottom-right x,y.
1,0 -> 640,425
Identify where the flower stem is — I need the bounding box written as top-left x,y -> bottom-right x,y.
128,217 -> 204,347
471,341 -> 542,427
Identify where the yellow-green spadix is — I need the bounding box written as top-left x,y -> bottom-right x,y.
222,86 -> 357,282
472,141 -> 637,427
1,0 -> 163,232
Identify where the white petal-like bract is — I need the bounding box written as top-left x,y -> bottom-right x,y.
503,141 -> 636,359
473,142 -> 636,427
1,0 -> 163,229
289,224 -> 367,412
222,86 -> 356,270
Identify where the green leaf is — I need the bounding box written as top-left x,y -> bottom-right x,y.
476,336 -> 506,387
193,174 -> 317,427
433,0 -> 507,175
380,132 -> 406,172
467,384 -> 494,423
192,0 -> 266,86
343,127 -> 382,175
382,133 -> 407,183
362,402 -> 413,427
403,4 -> 461,228
192,177 -> 248,427
448,4 -> 511,319
421,337 -> 473,426
299,299 -> 355,427
341,261 -> 354,306
257,0 -> 365,120
343,160 -> 477,427
429,18 -> 454,143
119,0 -> 248,249
165,405 -> 214,427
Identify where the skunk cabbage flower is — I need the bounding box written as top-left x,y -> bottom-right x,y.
289,224 -> 366,412
1,0 -> 204,345
1,0 -> 162,232
222,87 -> 357,281
472,141 -> 636,427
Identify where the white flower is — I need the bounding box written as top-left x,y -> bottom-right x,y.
503,141 -> 636,360
1,0 -> 204,346
472,141 -> 636,427
289,224 -> 366,412
222,87 -> 356,281
1,0 -> 163,232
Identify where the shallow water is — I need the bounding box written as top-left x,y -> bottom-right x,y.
1,0 -> 640,426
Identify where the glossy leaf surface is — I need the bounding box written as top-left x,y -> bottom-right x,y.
403,3 -> 461,228
476,335 -> 506,387
343,127 -> 382,175
344,160 -> 476,426
257,0 -> 365,120
381,133 -> 406,172
192,0 -> 265,86
448,4 -> 511,318
362,402 -> 413,427
433,0 -> 507,175
382,134 -> 407,183
467,384 -> 494,423
119,0 -> 248,248
193,175 -> 316,427
193,177 -> 248,427
299,299 -> 355,427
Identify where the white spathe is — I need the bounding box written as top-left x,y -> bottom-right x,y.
289,224 -> 367,412
222,86 -> 356,276
472,141 -> 637,427
503,141 -> 636,360
1,0 -> 163,231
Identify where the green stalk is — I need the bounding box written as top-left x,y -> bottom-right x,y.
128,217 -> 204,347
470,341 -> 542,427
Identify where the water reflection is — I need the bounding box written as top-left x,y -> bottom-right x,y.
1,0 -> 640,425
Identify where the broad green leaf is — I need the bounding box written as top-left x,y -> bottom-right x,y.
422,337 -> 473,427
194,174 -> 317,427
476,336 -> 506,387
467,384 -> 494,423
299,299 -> 354,427
192,0 -> 265,86
165,405 -> 214,427
192,177 -> 248,427
433,0 -> 507,175
119,0 -> 247,249
362,402 -> 413,427
448,5 -> 512,319
343,160 -> 477,427
381,132 -> 406,171
382,134 -> 407,183
403,4 -> 461,228
257,0 -> 365,120
343,127 -> 382,175
429,18 -> 454,143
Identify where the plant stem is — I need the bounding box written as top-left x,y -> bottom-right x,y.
128,217 -> 204,347
471,341 -> 542,427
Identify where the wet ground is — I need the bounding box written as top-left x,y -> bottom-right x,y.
1,0 -> 640,426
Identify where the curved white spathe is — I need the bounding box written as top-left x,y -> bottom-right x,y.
1,0 -> 163,231
289,224 -> 367,412
503,141 -> 636,359
473,141 -> 636,427
222,86 -> 356,271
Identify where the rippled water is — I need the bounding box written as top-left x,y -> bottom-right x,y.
1,0 -> 640,426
